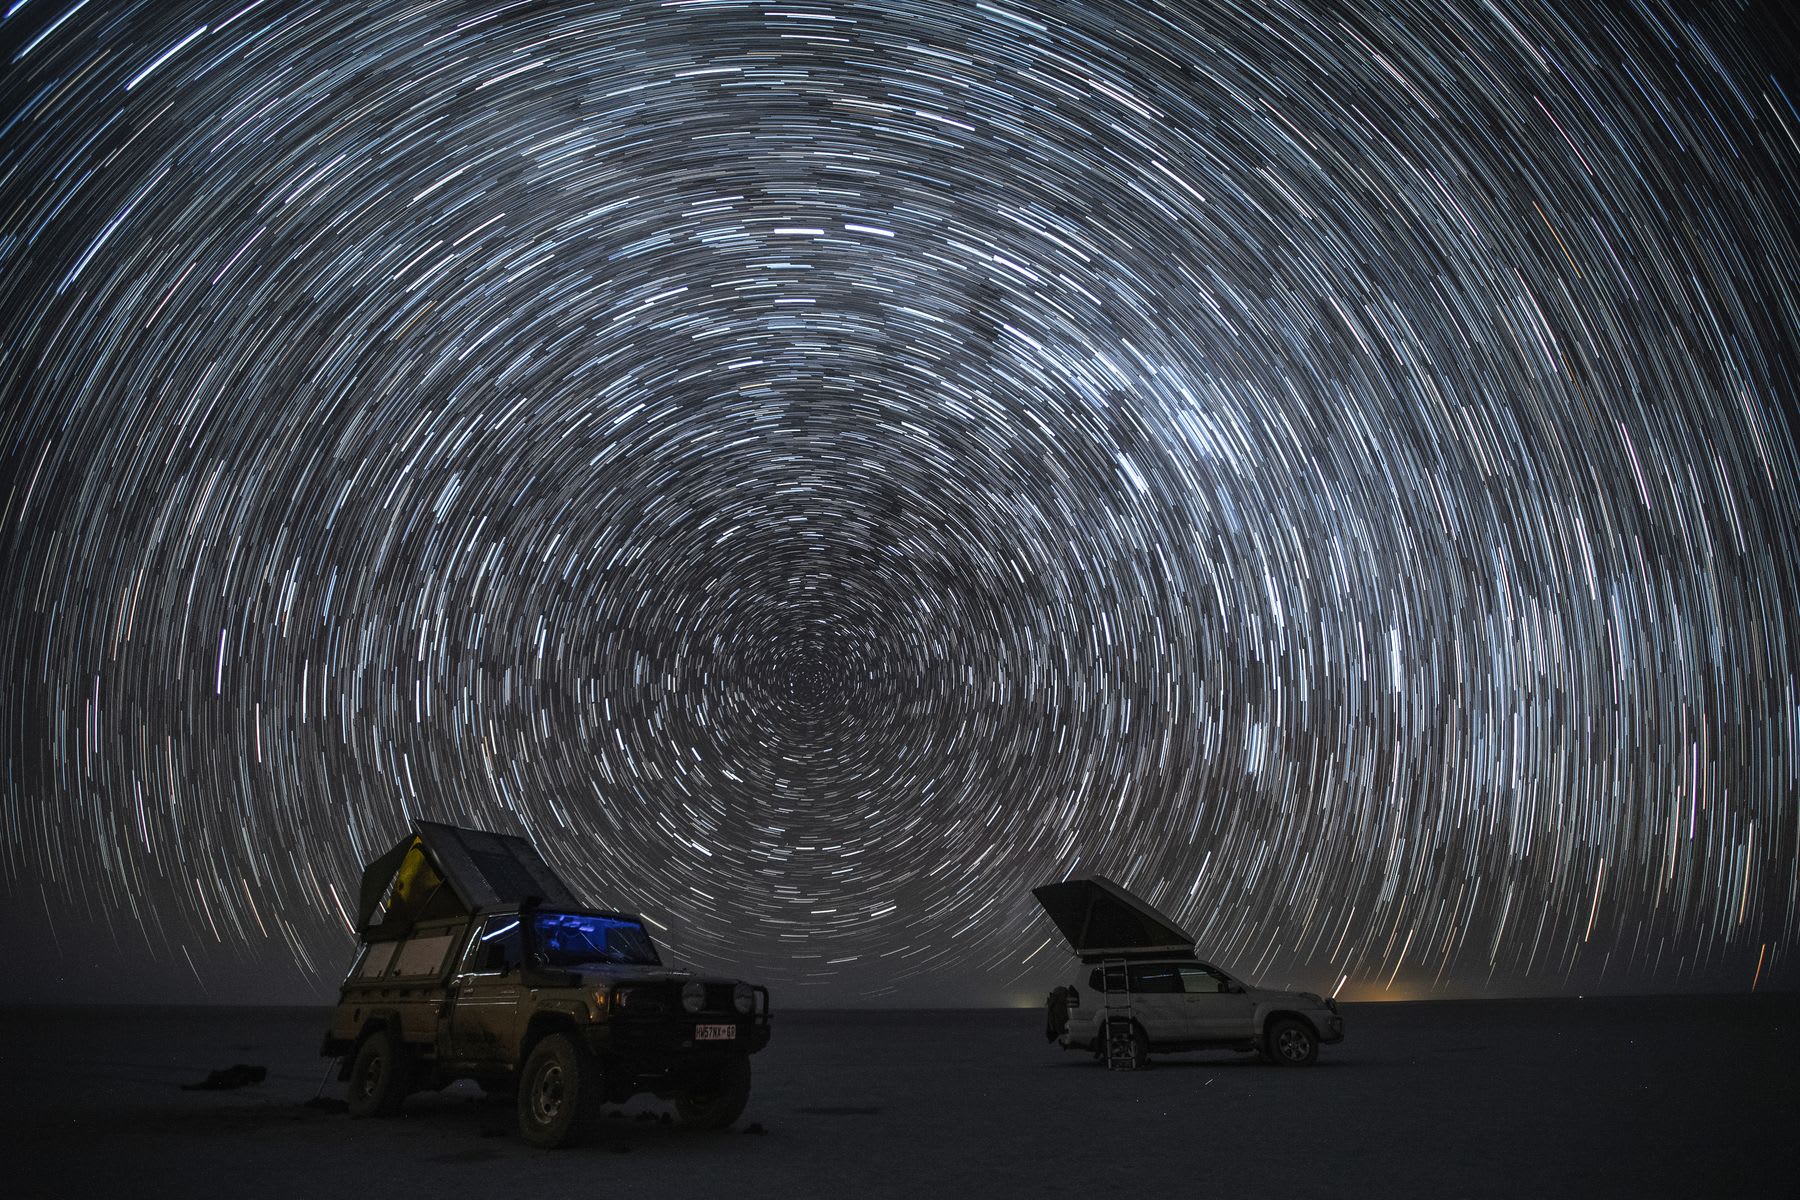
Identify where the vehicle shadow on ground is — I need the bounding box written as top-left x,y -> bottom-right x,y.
1043,1054 -> 1353,1071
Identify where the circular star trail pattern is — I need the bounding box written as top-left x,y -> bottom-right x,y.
2,0 -> 1797,1004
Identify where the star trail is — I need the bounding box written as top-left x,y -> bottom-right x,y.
2,0 -> 1797,1006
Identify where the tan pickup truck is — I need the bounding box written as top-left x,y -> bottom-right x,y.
322,822 -> 771,1146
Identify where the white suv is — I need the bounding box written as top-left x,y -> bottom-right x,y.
1054,956 -> 1344,1067
1032,876 -> 1343,1068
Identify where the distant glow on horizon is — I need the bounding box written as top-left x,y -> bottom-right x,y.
1,0 -> 1797,1006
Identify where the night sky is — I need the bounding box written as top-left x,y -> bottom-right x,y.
2,0 -> 1796,1008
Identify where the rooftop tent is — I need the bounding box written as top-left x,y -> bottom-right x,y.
355,821 -> 581,938
1031,876 -> 1195,960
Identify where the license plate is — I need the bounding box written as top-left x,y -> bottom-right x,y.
695,1024 -> 736,1041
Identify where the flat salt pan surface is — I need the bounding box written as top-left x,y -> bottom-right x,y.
3,995 -> 1794,1198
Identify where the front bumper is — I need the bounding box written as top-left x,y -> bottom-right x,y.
586,982 -> 772,1059
589,1015 -> 772,1058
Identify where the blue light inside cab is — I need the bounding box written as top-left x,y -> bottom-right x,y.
538,914 -> 642,934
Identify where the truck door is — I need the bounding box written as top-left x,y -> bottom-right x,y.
1177,963 -> 1257,1040
1125,962 -> 1185,1041
448,914 -> 525,1066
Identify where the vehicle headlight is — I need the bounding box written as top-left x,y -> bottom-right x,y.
681,980 -> 706,1014
734,983 -> 754,1014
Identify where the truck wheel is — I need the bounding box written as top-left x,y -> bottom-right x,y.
347,1029 -> 410,1117
676,1054 -> 751,1130
518,1033 -> 601,1148
1129,1023 -> 1150,1069
1266,1018 -> 1319,1066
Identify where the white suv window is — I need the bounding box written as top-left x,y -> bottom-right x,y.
1126,963 -> 1183,993
1178,964 -> 1232,993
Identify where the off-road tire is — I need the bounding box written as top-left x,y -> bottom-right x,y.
1265,1017 -> 1319,1067
1129,1023 -> 1151,1069
517,1033 -> 602,1148
675,1054 -> 751,1130
1096,1020 -> 1148,1068
346,1029 -> 410,1118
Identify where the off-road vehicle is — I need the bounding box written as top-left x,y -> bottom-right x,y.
1035,876 -> 1343,1068
322,822 -> 771,1146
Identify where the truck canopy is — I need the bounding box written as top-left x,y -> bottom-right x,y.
356,821 -> 581,939
1031,876 -> 1195,961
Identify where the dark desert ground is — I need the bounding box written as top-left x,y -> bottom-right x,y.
4,994 -> 1795,1199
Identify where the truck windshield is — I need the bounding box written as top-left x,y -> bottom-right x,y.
533,912 -> 660,967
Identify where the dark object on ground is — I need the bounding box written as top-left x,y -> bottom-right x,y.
180,1063 -> 267,1091
300,1096 -> 347,1113
744,1121 -> 767,1135
321,821 -> 772,1147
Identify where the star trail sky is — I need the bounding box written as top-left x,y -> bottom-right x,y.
1,0 -> 1797,1006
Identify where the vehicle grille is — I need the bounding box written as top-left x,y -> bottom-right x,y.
615,986 -> 668,1014
614,982 -> 737,1015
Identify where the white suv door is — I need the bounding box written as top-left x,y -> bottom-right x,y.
1177,963 -> 1257,1040
1125,962 -> 1187,1040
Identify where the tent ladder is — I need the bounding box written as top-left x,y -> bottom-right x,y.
1100,958 -> 1137,1070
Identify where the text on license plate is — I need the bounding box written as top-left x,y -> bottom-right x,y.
696,1024 -> 736,1041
